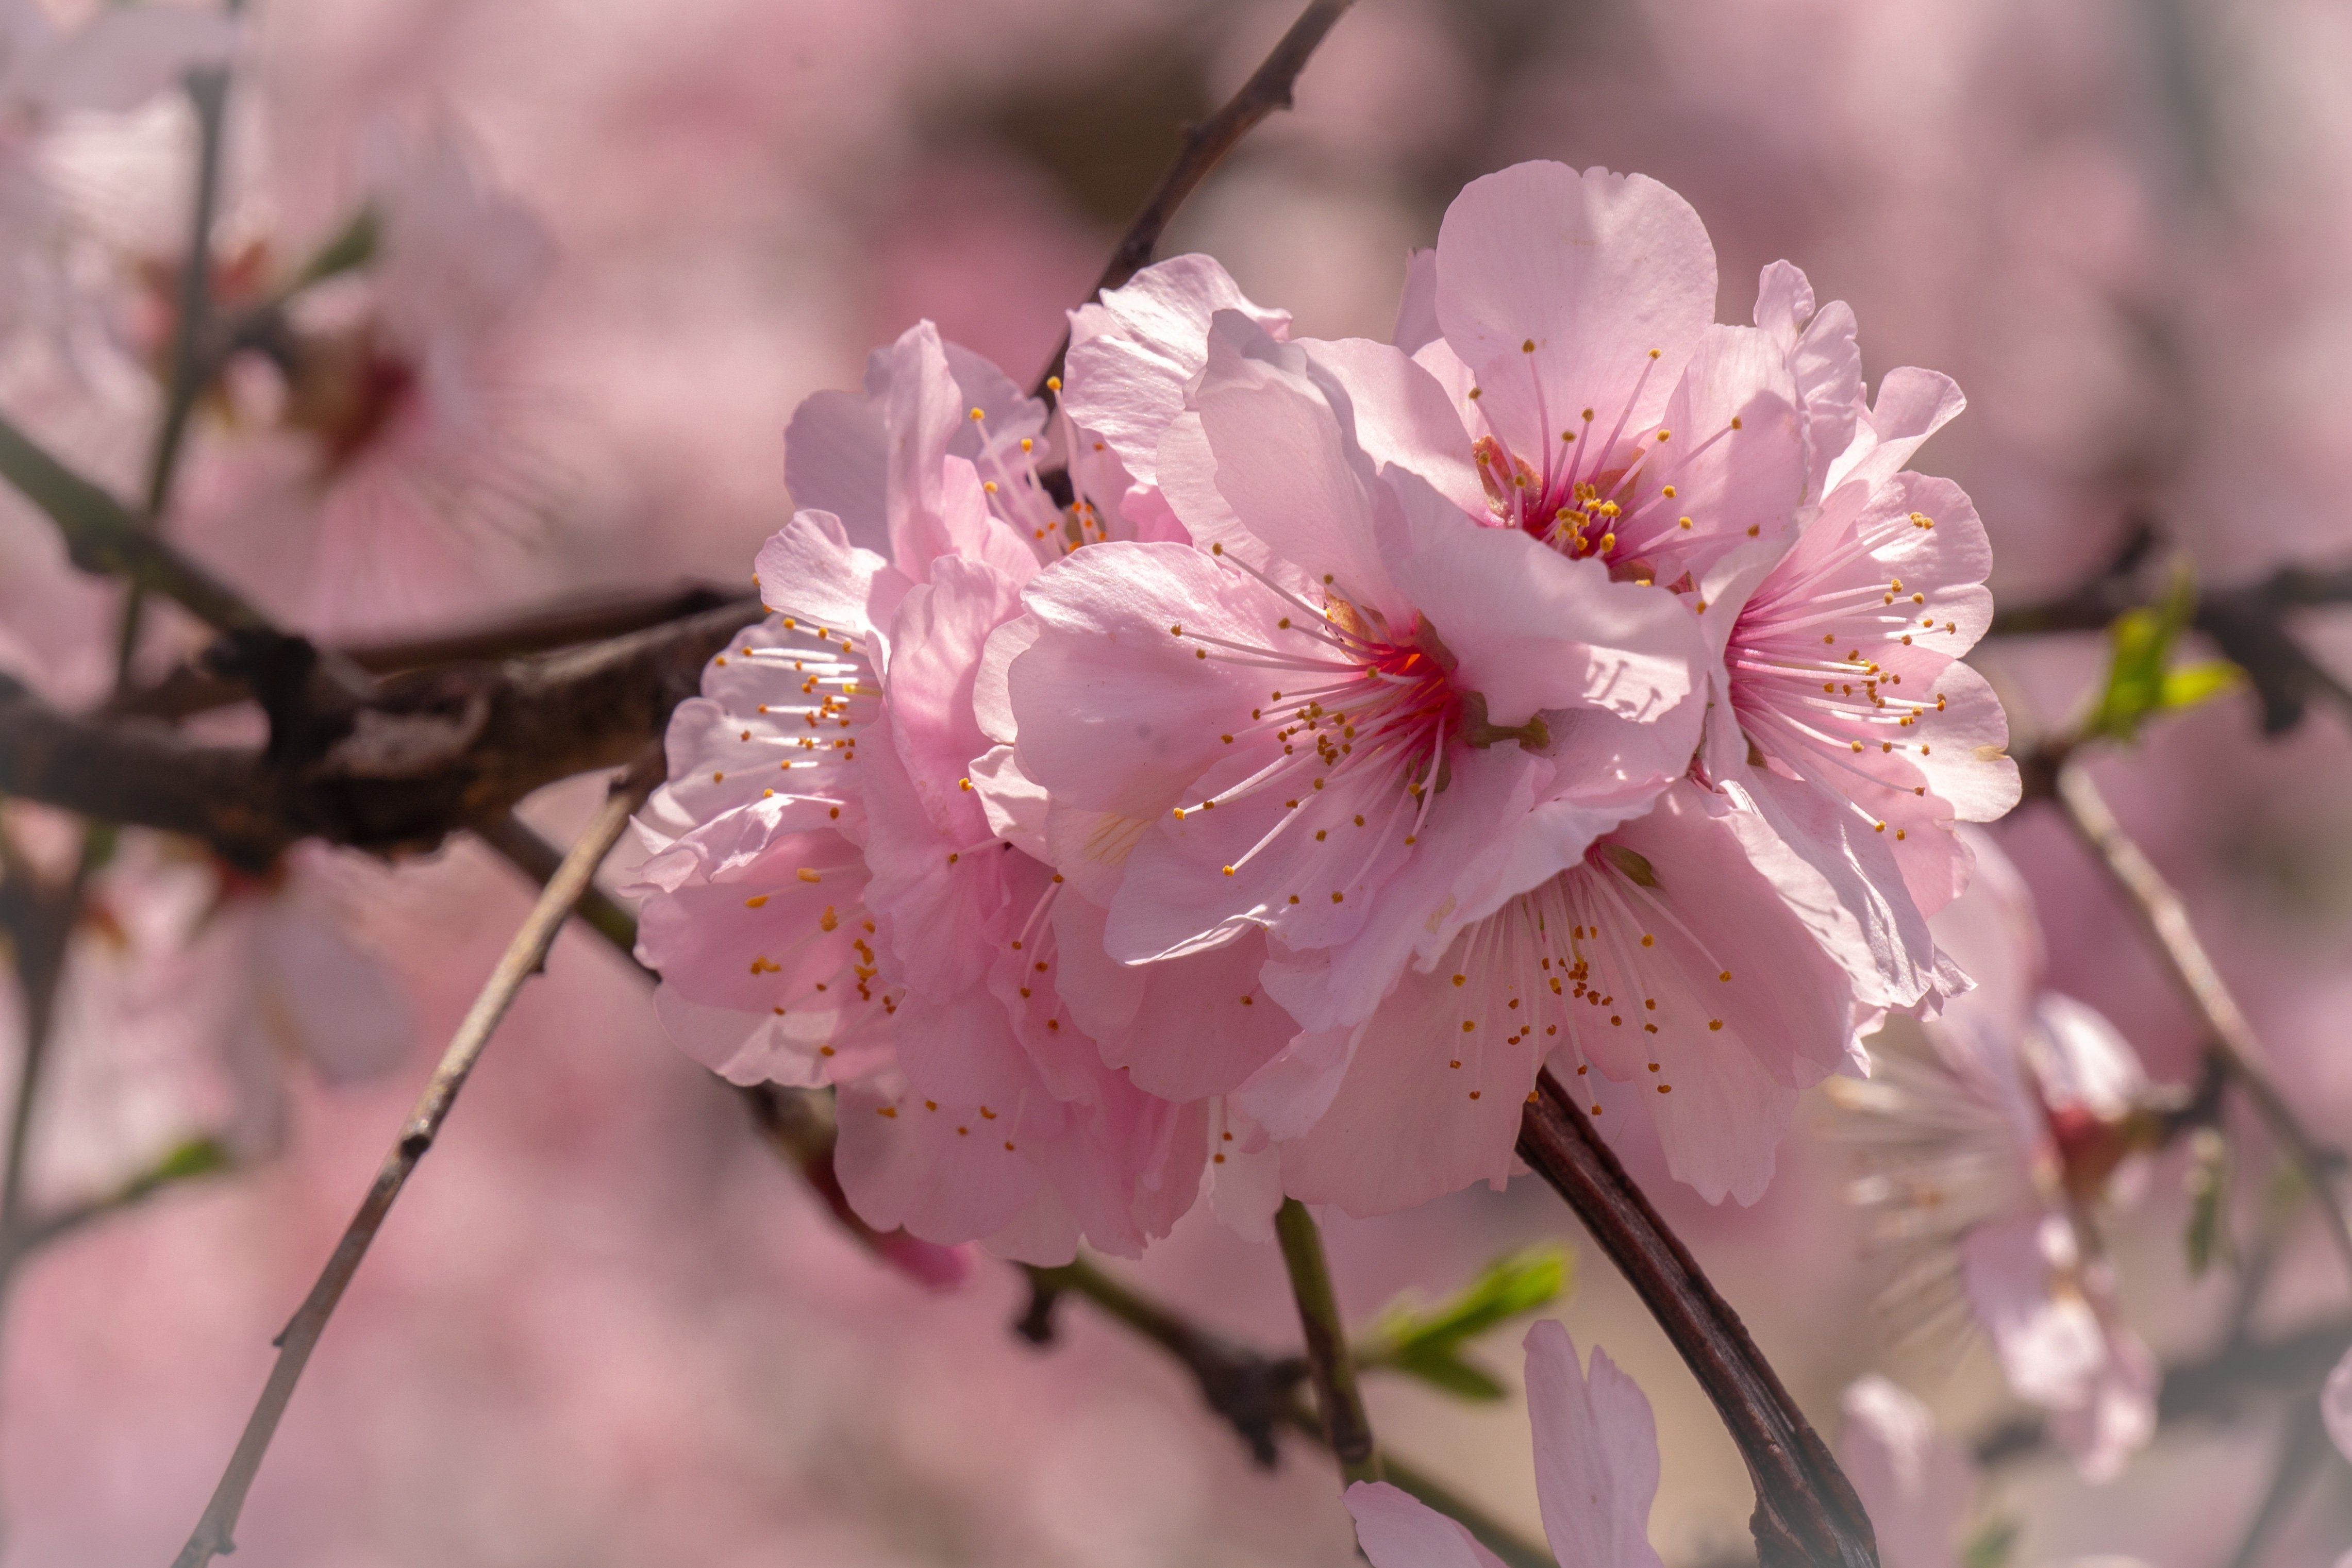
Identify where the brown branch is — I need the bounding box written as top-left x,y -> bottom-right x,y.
109,586 -> 753,722
1019,1255 -> 1306,1469
0,598 -> 762,865
1517,1070 -> 1879,1568
2053,760 -> 2352,1283
1029,0 -> 1358,401
170,747 -> 662,1568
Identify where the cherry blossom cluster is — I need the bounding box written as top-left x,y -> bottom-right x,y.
628,161 -> 2021,1264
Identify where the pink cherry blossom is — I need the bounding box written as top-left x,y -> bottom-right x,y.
1345,1320 -> 1662,1568
1837,1376 -> 1976,1568
0,0 -> 236,355
636,325 -> 1306,1260
1268,780 -> 1861,1213
1830,828 -> 2156,1481
1697,359 -> 2020,1013
1013,304 -> 1705,1037
173,113 -> 555,639
1396,163 -> 1820,592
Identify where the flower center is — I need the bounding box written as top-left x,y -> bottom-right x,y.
1462,342 -> 1748,582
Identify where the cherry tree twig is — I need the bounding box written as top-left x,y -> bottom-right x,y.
1273,1196 -> 1381,1487
1029,0 -> 1358,401
1017,1255 -> 1552,1568
1987,521 -> 2352,733
170,747 -> 662,1568
1517,1069 -> 1880,1568
2052,759 -> 2352,1284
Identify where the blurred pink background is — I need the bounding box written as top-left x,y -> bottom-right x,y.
6,0 -> 2352,1562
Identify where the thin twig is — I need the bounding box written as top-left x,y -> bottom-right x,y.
1518,1070 -> 1879,1568
117,58 -> 236,683
471,792 -> 1543,1566
470,812 -> 653,978
0,412 -> 277,643
1020,1255 -> 1306,1467
170,747 -> 663,1568
2054,760 -> 2352,1283
1274,1196 -> 1380,1487
0,841 -> 92,1260
1029,0 -> 1358,401
1018,1257 -> 1550,1568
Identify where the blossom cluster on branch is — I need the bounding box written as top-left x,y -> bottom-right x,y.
630,161 -> 2021,1263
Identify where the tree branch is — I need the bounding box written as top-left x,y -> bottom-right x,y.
170,747 -> 662,1568
1987,524 -> 2352,734
2053,760 -> 2352,1284
1029,0 -> 1358,401
1517,1070 -> 1879,1568
108,585 -> 753,722
1017,1256 -> 1551,1568
0,599 -> 761,864
468,794 -> 1546,1568
1274,1195 -> 1380,1487
1019,1254 -> 1306,1467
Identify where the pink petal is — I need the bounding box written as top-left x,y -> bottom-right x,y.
1191,312 -> 1405,622
783,390 -> 890,554
1524,1321 -> 1665,1568
1295,336 -> 1484,515
1402,528 -> 1702,730
1345,1482 -> 1511,1568
1434,163 -> 1715,472
1062,253 -> 1290,493
1276,923 -> 1551,1217
1052,894 -> 1293,1100
1012,540 -> 1281,819
2323,1345 -> 2352,1464
1836,1376 -> 1975,1568
1392,248 -> 1443,355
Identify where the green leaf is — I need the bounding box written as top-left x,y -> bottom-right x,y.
2159,661 -> 2244,712
1962,1516 -> 2020,1568
1386,1348 -> 1508,1402
1359,1244 -> 1572,1401
2083,563 -> 2244,744
291,207 -> 380,290
2184,1127 -> 2232,1278
124,1136 -> 231,1197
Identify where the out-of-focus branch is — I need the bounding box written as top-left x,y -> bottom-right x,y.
171,747 -> 662,1568
472,805 -> 1544,1566
142,64 -> 232,524
1019,1254 -> 1306,1468
1517,1070 -> 1880,1568
1989,523 -> 2352,733
1030,0 -> 1358,401
0,413 -> 280,646
1274,1196 -> 1380,1487
0,838 -> 91,1261
1976,1313 -> 2352,1467
2053,760 -> 2352,1284
0,599 -> 759,864
109,586 -> 755,721
1018,1257 -> 1551,1568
